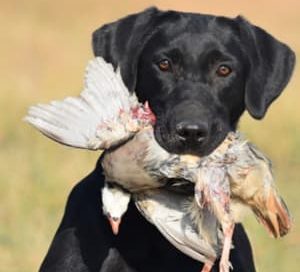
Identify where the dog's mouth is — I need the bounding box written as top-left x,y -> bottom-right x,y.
153,120 -> 230,157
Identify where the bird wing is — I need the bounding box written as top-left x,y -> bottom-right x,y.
135,189 -> 218,263
24,57 -> 139,150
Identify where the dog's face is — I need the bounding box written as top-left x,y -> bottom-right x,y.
135,21 -> 247,155
93,8 -> 295,156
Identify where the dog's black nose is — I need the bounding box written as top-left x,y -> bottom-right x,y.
176,121 -> 208,143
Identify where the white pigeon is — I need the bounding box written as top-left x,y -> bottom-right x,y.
25,56 -> 155,238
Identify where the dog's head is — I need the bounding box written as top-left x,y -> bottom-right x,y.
93,7 -> 295,156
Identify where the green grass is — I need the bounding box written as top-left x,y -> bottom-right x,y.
1,1 -> 299,271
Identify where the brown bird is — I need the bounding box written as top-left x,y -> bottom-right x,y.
191,133 -> 292,271
25,57 -> 291,272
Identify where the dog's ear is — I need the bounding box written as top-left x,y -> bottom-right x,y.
236,16 -> 295,119
92,7 -> 161,92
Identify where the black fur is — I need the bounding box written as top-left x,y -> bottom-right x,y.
40,7 -> 295,272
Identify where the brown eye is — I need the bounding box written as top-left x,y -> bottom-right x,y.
158,59 -> 170,71
216,65 -> 232,77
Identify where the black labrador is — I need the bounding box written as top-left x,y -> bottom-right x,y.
39,7 -> 295,272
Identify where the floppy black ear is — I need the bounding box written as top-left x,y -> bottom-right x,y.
236,16 -> 295,119
92,7 -> 161,92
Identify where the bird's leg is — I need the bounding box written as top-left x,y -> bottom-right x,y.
201,259 -> 215,272
198,167 -> 234,272
211,191 -> 234,272
194,178 -> 208,208
194,167 -> 235,272
219,222 -> 234,272
208,193 -> 234,272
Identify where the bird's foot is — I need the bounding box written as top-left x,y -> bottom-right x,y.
219,223 -> 234,272
200,260 -> 215,272
219,258 -> 232,272
194,180 -> 210,208
195,188 -> 206,208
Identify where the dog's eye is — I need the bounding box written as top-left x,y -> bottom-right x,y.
216,65 -> 232,77
158,59 -> 171,72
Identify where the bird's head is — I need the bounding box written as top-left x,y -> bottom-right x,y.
101,184 -> 131,235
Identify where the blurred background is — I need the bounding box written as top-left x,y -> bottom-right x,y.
0,0 -> 299,271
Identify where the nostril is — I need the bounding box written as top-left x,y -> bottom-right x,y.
176,122 -> 208,142
196,135 -> 206,143
176,123 -> 187,138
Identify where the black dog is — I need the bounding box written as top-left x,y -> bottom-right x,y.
40,7 -> 295,272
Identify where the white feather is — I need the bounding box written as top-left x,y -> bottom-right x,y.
135,189 -> 220,264
101,185 -> 131,219
24,57 -> 139,150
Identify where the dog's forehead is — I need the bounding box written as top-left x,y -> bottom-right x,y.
146,14 -> 239,55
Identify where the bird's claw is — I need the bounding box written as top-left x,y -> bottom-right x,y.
219,258 -> 232,272
195,188 -> 206,208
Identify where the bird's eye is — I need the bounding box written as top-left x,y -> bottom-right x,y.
158,59 -> 171,72
216,65 -> 232,77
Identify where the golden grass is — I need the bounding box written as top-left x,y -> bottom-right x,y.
1,1 -> 299,271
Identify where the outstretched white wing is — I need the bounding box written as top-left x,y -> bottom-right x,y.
25,57 -> 139,150
135,189 -> 219,264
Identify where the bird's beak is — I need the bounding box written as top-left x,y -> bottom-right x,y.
108,218 -> 121,235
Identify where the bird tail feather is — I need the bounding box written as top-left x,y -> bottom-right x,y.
253,190 -> 291,238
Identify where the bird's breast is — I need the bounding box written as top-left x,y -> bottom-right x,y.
101,128 -> 168,192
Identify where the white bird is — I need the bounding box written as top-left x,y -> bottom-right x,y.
25,56 -> 155,236
25,57 -> 291,272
